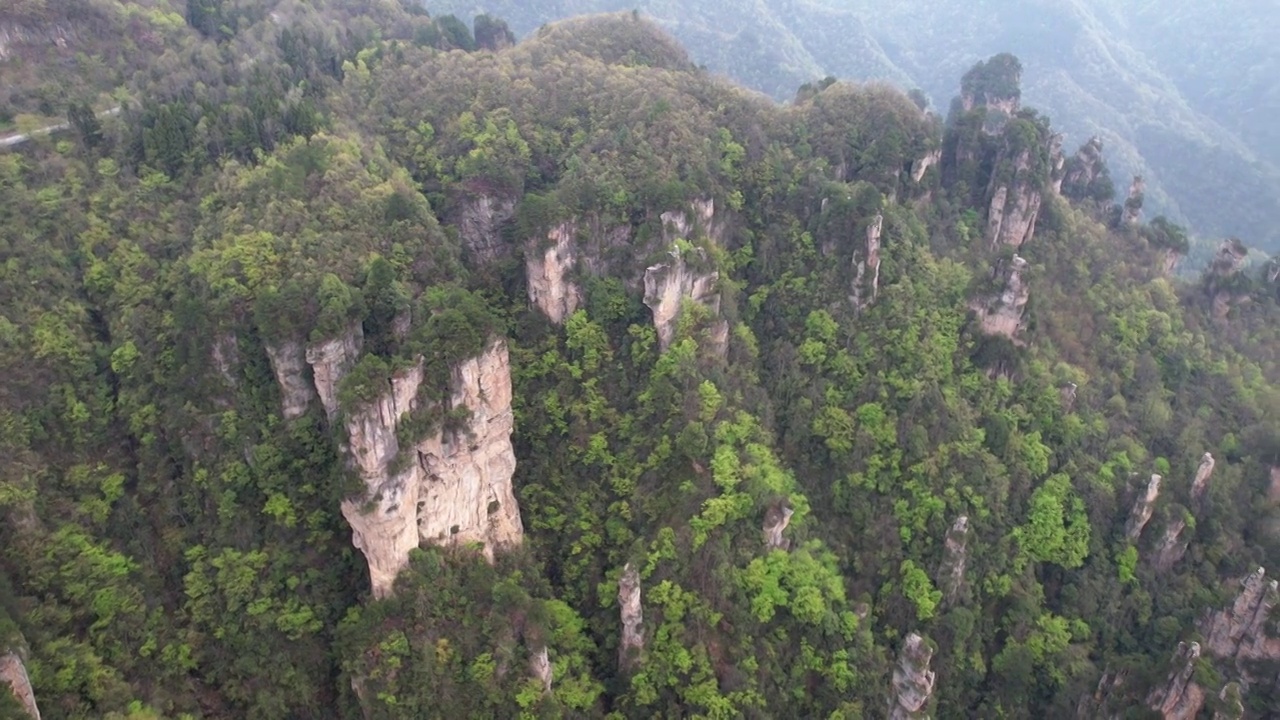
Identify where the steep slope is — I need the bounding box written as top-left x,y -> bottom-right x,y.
2,5 -> 1280,720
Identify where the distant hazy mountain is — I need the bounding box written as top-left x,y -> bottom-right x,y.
423,0 -> 1280,251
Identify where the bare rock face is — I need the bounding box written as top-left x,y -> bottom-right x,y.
618,563 -> 644,669
212,333 -> 240,388
938,516 -> 971,605
971,254 -> 1030,340
1125,474 -> 1163,541
1060,383 -> 1079,411
265,340 -> 317,420
341,339 -> 523,598
1212,240 -> 1249,277
1059,137 -> 1106,198
986,149 -> 1043,249
455,191 -> 517,264
0,651 -> 40,719
306,324 -> 363,422
1201,567 -> 1280,668
1190,453 -> 1215,508
911,150 -> 941,183
890,633 -> 936,720
0,21 -> 79,61
1146,642 -> 1206,720
643,248 -> 726,353
852,214 -> 883,310
1153,516 -> 1190,573
527,222 -> 582,324
530,646 -> 553,695
763,504 -> 795,551
1123,176 -> 1146,226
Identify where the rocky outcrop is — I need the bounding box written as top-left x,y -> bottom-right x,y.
986,151 -> 1043,249
455,190 -> 517,264
212,333 -> 239,387
911,149 -> 941,183
643,248 -> 726,353
1153,516 -> 1190,572
763,504 -> 795,551
306,324 -> 363,421
1215,683 -> 1244,720
265,340 -> 317,420
938,516 -> 971,605
971,255 -> 1030,340
527,222 -> 582,324
530,646 -> 553,695
1123,176 -> 1146,226
0,21 -> 79,61
890,633 -> 936,720
618,563 -> 644,669
0,650 -> 39,719
1212,240 -> 1249,277
1201,567 -> 1280,669
341,339 -> 523,598
1060,383 -> 1079,411
1190,453 -> 1215,508
852,214 -> 883,310
1146,641 -> 1206,720
1058,137 -> 1106,198
1125,474 -> 1162,542
1077,670 -> 1126,720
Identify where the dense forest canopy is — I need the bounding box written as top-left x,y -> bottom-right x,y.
420,0 -> 1280,260
1,1 -> 1280,719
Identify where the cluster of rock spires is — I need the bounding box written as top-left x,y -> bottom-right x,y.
1,647 -> 40,719
1145,568 -> 1280,719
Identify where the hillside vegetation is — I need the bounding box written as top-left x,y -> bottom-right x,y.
1,3 -> 1280,719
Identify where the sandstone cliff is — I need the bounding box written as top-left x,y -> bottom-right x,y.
306,324 -> 363,421
0,650 -> 40,720
763,504 -> 794,551
1190,453 -> 1215,508
938,515 -> 971,606
643,247 -> 726,353
618,563 -> 644,670
526,222 -> 582,324
1058,137 -> 1106,198
341,339 -> 523,598
1125,474 -> 1162,542
1153,515 -> 1190,572
852,214 -> 883,310
890,633 -> 936,720
971,254 -> 1030,341
1123,176 -> 1146,226
454,190 -> 517,264
986,151 -> 1043,249
911,149 -> 941,184
1146,641 -> 1206,720
265,339 -> 317,420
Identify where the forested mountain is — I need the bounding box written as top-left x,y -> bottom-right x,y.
2,2 -> 1280,719
421,0 -> 1280,258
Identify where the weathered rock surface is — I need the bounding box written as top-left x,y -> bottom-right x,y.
618,563 -> 644,669
530,646 -> 553,695
890,633 -> 936,720
938,515 -> 971,605
1190,453 -> 1215,508
986,150 -> 1043,249
526,222 -> 582,324
212,333 -> 239,388
852,214 -> 883,310
911,149 -> 941,183
1201,567 -> 1280,668
341,339 -> 523,598
1058,137 -> 1106,198
971,255 -> 1030,340
763,504 -> 795,551
1060,382 -> 1079,411
0,21 -> 79,61
455,190 -> 517,264
643,248 -> 725,353
265,339 -> 317,420
0,651 -> 40,719
1146,641 -> 1206,720
306,324 -> 363,422
1153,516 -> 1190,572
1215,682 -> 1244,720
1125,474 -> 1162,541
